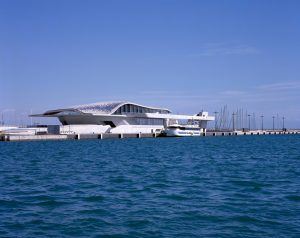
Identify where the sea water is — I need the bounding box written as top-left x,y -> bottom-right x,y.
0,135 -> 300,237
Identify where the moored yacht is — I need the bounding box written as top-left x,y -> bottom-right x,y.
164,124 -> 202,137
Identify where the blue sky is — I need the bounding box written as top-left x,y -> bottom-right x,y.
1,0 -> 300,128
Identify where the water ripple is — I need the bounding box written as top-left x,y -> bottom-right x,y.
1,135 -> 300,237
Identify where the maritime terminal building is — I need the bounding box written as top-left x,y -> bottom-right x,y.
33,101 -> 214,135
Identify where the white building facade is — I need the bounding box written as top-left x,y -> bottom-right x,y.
32,101 -> 214,134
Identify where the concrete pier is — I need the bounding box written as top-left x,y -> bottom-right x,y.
0,130 -> 299,142
0,133 -> 157,142
1,134 -> 69,142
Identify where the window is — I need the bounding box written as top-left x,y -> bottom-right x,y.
126,104 -> 130,112
115,108 -> 121,114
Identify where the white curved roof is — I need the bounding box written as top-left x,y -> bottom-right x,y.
73,101 -> 171,114
73,101 -> 125,114
39,101 -> 171,116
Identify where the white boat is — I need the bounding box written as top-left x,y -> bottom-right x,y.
164,124 -> 202,137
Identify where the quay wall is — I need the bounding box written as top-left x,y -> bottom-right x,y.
0,131 -> 299,142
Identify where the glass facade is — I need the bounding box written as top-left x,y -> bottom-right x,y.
114,104 -> 170,115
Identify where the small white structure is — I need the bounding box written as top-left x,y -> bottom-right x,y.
0,126 -> 18,132
32,101 -> 214,135
0,126 -> 48,135
47,124 -> 110,135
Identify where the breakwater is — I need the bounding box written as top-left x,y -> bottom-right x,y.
1,130 -> 299,142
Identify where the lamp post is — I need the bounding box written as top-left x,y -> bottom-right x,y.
214,111 -> 218,131
248,114 -> 251,131
261,115 -> 264,131
20,112 -> 28,127
232,112 -> 236,132
30,109 -> 33,126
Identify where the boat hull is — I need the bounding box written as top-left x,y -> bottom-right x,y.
165,129 -> 201,137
